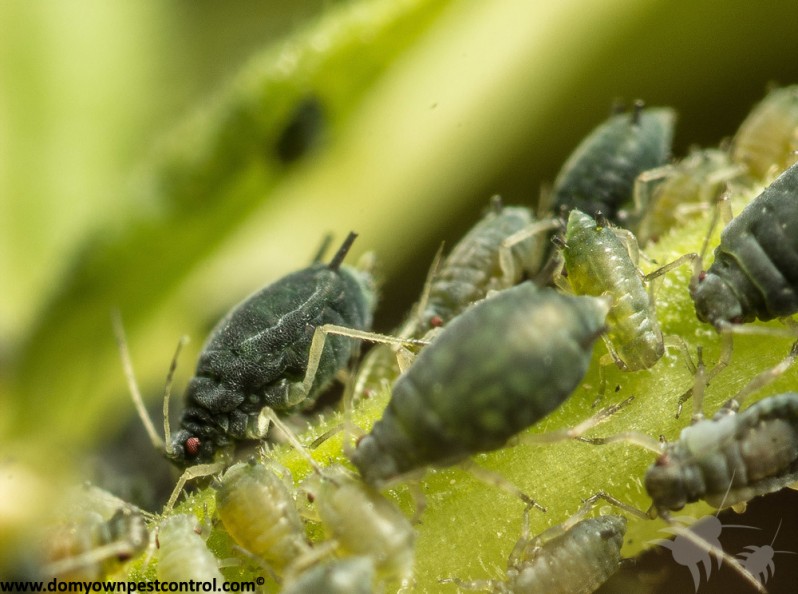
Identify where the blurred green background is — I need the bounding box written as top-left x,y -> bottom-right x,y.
3,0 -> 798,588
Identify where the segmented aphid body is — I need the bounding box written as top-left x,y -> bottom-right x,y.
645,392 -> 798,512
551,104 -> 675,222
635,148 -> 742,245
157,514 -> 224,582
420,199 -> 542,329
215,461 -> 310,573
172,233 -> 376,465
502,515 -> 626,594
308,467 -> 415,586
732,85 -> 798,180
351,282 -> 608,485
281,557 -> 375,594
691,161 -> 798,327
563,209 -> 663,371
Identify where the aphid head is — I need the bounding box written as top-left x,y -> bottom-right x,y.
645,453 -> 689,511
167,430 -> 217,466
690,271 -> 743,328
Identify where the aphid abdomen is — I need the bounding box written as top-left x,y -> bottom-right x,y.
216,462 -> 309,571
157,514 -> 224,582
551,106 -> 675,221
732,85 -> 798,180
314,469 -> 415,584
692,162 -> 798,326
564,209 -> 662,370
422,205 -> 538,328
351,283 -> 608,484
646,393 -> 798,511
510,516 -> 626,594
281,557 -> 375,594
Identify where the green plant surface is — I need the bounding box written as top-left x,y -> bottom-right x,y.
7,0 -> 798,588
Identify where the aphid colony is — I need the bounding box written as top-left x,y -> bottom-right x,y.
47,85 -> 798,592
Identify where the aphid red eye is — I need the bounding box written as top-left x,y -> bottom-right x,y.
655,453 -> 670,466
698,271 -> 707,282
429,315 -> 444,328
185,436 -> 201,457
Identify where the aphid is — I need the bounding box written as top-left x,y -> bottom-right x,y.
42,487 -> 149,580
350,281 -> 609,486
550,101 -> 675,222
736,520 -> 797,586
157,513 -> 224,582
691,160 -> 798,329
281,556 -> 376,594
441,493 -> 633,594
275,95 -> 326,164
731,85 -> 798,181
419,195 -> 554,330
305,466 -> 415,587
644,392 -> 798,513
562,209 -> 689,371
634,148 -> 744,245
118,232 -> 377,467
215,460 -> 310,574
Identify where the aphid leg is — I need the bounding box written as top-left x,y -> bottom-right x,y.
676,332 -> 733,418
296,324 -> 431,406
511,397 -> 641,447
498,218 -> 561,287
164,462 -> 226,513
258,407 -> 324,474
460,460 -> 546,512
721,339 -> 798,412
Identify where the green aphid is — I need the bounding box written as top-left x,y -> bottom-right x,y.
563,209 -> 663,371
732,85 -> 798,181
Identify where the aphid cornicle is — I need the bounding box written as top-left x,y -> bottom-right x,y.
731,85 -> 798,180
562,208 -> 664,371
350,282 -> 609,485
550,102 -> 675,222
215,460 -> 310,573
645,392 -> 798,513
691,160 -> 798,328
170,232 -> 376,466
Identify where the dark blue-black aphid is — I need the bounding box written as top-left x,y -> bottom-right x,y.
171,232 -> 376,466
691,160 -> 798,328
350,282 -> 608,485
550,101 -> 675,223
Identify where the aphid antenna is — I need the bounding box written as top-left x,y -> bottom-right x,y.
327,231 -> 358,271
720,339 -> 798,412
112,310 -> 184,455
460,460 -> 545,512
